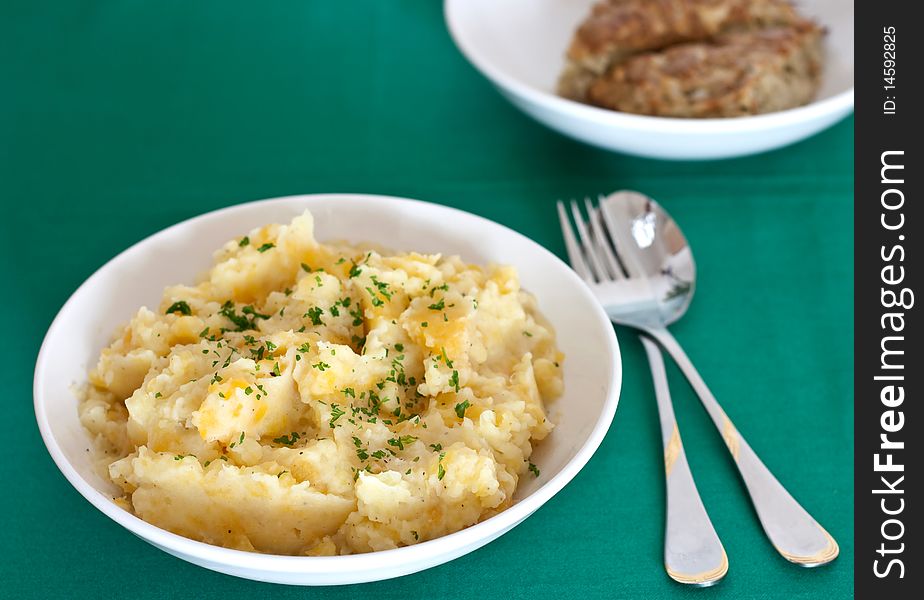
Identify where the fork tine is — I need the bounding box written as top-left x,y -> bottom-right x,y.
599,193 -> 645,278
556,201 -> 593,282
569,199 -> 608,281
584,197 -> 624,280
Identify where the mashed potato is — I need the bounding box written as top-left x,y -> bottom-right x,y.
80,211 -> 563,555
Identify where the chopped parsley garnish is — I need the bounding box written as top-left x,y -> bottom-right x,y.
239,236 -> 250,247
165,300 -> 191,316
349,306 -> 364,326
219,301 -> 258,331
429,443 -> 442,452
342,387 -> 355,398
421,321 -> 428,328
371,450 -> 387,459
454,399 -> 469,418
395,343 -> 404,352
365,287 -> 385,307
273,432 -> 300,446
271,362 -> 281,377
306,306 -> 324,326
387,435 -> 417,451
329,404 -> 345,428
528,462 -> 540,477
244,386 -> 253,395
438,452 -> 446,480
312,361 -> 331,371
257,242 -> 275,253
439,347 -> 454,368
242,305 -> 271,320
427,298 -> 445,311
370,276 -> 393,300
523,331 -> 533,337
449,370 -> 460,393
301,262 -> 312,273
348,263 -> 362,278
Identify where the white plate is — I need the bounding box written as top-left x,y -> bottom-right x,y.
33,194 -> 621,585
445,0 -> 854,160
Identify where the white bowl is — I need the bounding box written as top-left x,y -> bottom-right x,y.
445,0 -> 854,160
34,194 -> 621,585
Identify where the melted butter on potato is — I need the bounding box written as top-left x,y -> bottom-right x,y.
80,210 -> 563,555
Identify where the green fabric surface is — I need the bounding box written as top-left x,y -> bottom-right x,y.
1,1 -> 853,598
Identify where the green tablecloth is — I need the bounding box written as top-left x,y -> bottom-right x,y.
2,1 -> 853,597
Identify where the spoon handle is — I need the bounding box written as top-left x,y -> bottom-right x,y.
641,335 -> 727,585
646,327 -> 839,567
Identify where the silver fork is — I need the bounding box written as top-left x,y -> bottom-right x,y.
557,198 -> 727,585
557,193 -> 838,569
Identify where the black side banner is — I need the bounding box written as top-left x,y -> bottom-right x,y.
855,1 -> 920,596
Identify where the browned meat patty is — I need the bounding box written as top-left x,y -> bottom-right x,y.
585,23 -> 823,117
557,0 -> 823,117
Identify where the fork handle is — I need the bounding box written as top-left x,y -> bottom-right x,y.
645,327 -> 839,567
641,335 -> 727,585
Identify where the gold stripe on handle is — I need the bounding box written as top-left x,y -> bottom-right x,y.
722,416 -> 740,460
666,550 -> 729,585
664,424 -> 681,476
776,528 -> 840,566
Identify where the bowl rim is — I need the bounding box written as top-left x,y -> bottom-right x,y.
444,0 -> 855,134
33,193 -> 622,576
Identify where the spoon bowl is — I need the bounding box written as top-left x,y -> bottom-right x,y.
597,191 -> 696,328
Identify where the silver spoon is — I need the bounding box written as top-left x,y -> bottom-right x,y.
561,191 -> 839,567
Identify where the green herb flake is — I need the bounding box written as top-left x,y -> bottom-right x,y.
329,404 -> 345,428
387,435 -> 418,451
165,300 -> 192,316
257,242 -> 275,253
454,398 -> 469,419
437,452 -> 447,480
306,306 -> 324,326
239,236 -> 250,247
273,432 -> 301,446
